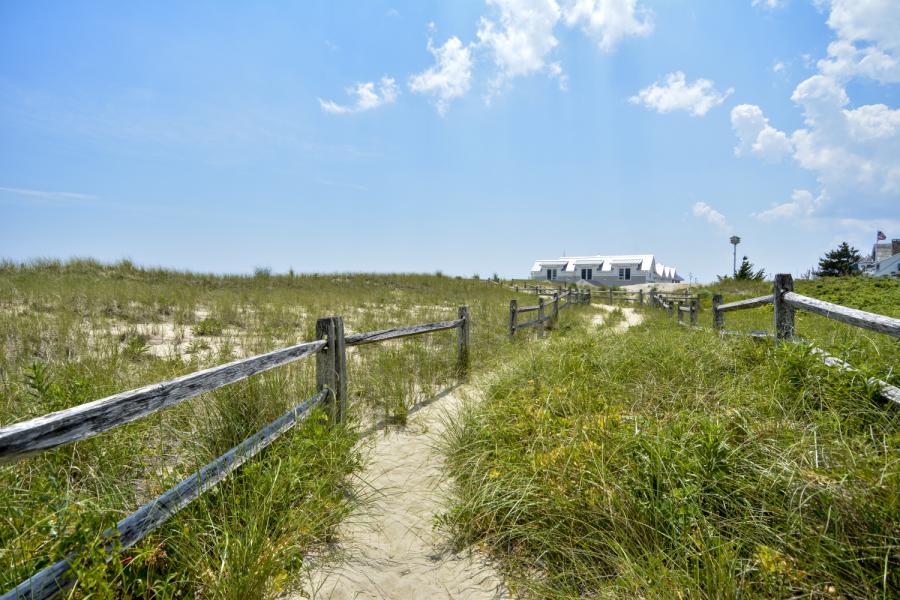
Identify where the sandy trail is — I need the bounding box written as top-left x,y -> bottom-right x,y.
590,303 -> 644,333
297,388 -> 507,600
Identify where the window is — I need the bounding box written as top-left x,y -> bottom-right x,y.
546,268 -> 557,280
581,268 -> 592,280
618,267 -> 631,281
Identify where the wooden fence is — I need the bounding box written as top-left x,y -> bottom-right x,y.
706,274 -> 899,405
508,288 -> 590,337
0,309 -> 471,600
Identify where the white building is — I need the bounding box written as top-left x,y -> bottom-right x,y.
856,238 -> 900,278
530,254 -> 682,286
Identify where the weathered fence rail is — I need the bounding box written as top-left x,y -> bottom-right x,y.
1,309 -> 471,600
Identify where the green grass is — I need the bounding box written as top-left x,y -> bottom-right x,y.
0,258 -> 547,598
442,303 -> 899,598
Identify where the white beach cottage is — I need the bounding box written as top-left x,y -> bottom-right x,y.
530,254 -> 682,286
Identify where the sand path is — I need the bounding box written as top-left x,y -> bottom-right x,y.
297,388 -> 507,600
590,303 -> 644,333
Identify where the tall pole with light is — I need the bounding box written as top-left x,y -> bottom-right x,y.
730,236 -> 741,277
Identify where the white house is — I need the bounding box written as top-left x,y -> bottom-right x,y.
530,254 -> 682,286
856,238 -> 900,278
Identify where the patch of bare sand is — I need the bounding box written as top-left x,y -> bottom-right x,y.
296,388 -> 507,600
590,304 -> 644,333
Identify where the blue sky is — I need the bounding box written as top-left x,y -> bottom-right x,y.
1,1 -> 898,281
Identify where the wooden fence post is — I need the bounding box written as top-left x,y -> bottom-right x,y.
667,301 -> 674,318
586,289 -> 591,304
712,294 -> 724,330
608,289 -> 613,304
690,299 -> 698,325
457,306 -> 470,378
638,289 -> 643,306
509,300 -> 518,338
316,316 -> 347,424
774,273 -> 795,341
677,302 -> 683,323
552,292 -> 560,327
538,297 -> 545,337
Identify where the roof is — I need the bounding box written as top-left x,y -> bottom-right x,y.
531,254 -> 656,273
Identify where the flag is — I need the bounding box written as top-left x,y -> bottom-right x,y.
877,230 -> 887,240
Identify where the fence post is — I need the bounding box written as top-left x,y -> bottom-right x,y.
538,297 -> 545,337
774,273 -> 795,341
712,294 -> 724,330
586,289 -> 591,304
509,299 -> 518,338
457,306 -> 470,378
552,292 -> 560,327
650,289 -> 657,307
638,289 -> 643,306
677,302 -> 683,324
316,316 -> 347,424
690,299 -> 698,325
667,300 -> 674,318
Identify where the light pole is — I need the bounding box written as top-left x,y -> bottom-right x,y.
730,236 -> 741,277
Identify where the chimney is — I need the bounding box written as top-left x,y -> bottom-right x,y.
893,239 -> 900,256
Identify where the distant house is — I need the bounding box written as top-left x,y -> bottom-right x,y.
856,238 -> 900,278
530,254 -> 682,286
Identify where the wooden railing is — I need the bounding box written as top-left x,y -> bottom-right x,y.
648,291 -> 700,325
0,309 -> 471,600
708,274 -> 899,405
508,289 -> 589,337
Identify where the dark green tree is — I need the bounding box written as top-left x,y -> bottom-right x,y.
735,256 -> 766,281
816,242 -> 861,277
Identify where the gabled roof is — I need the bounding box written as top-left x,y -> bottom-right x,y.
531,254 -> 656,273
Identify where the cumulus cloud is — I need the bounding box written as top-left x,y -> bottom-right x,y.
319,77 -> 399,114
561,0 -> 654,52
692,201 -> 731,232
752,189 -> 822,221
630,71 -> 733,117
730,104 -> 794,161
409,37 -> 473,115
474,0 -> 653,94
817,0 -> 900,84
476,0 -> 562,87
732,75 -> 900,218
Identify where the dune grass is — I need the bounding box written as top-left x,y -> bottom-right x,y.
442,300 -> 899,598
0,259 -> 541,598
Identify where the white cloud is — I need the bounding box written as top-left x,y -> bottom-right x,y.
730,104 -> 794,161
817,0 -> 900,84
732,75 -> 900,218
752,189 -> 822,221
631,71 -> 733,117
476,0 -> 562,87
773,60 -> 786,74
561,0 -> 653,52
409,37 -> 473,115
692,201 -> 731,232
318,77 -> 399,114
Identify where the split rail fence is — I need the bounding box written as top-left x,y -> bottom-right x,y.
0,308 -> 472,600
508,288 -> 590,337
708,274 -> 899,405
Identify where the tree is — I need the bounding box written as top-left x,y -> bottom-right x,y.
735,256 -> 766,281
816,242 -> 861,277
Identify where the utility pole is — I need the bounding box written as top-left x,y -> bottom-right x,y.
729,236 -> 741,277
